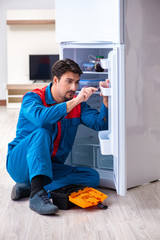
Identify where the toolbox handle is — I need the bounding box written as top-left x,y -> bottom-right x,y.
97,202 -> 108,210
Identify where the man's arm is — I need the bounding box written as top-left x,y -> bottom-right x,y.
79,79 -> 110,131
22,92 -> 67,127
22,87 -> 98,127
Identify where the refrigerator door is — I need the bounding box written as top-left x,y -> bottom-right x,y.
99,46 -> 126,195
55,0 -> 123,43
99,50 -> 118,157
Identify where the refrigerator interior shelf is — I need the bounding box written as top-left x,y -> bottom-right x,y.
98,131 -> 112,155
83,71 -> 108,75
76,91 -> 101,95
78,79 -> 106,91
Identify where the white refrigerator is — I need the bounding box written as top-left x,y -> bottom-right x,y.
55,0 -> 160,196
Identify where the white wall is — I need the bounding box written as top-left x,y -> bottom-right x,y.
0,0 -> 56,100
7,10 -> 59,84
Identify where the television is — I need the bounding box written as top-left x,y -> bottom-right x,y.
29,54 -> 59,82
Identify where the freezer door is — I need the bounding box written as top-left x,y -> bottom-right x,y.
55,0 -> 123,43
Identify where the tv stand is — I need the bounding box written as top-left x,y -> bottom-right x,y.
33,80 -> 50,83
6,83 -> 49,108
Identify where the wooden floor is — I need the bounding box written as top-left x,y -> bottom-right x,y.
0,107 -> 160,240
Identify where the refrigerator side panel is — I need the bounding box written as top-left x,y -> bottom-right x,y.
125,0 -> 160,188
55,0 -> 123,43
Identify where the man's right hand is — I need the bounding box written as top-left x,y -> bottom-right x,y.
66,87 -> 98,113
76,87 -> 98,103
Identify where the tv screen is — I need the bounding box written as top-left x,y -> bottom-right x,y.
29,54 -> 59,81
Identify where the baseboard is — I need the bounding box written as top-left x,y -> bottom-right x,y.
0,100 -> 7,106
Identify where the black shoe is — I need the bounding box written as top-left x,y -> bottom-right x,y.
11,183 -> 31,200
29,189 -> 59,215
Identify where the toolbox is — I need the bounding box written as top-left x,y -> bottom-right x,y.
50,184 -> 108,210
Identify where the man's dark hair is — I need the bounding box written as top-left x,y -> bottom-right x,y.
51,58 -> 82,80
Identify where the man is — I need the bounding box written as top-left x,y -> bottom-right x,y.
6,58 -> 109,215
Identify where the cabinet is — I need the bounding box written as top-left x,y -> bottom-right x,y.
6,83 -> 49,108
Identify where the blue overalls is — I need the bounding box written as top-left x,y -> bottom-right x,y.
6,83 -> 108,192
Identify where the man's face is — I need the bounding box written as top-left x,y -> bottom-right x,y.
54,71 -> 80,101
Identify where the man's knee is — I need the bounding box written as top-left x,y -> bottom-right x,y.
27,128 -> 53,155
34,128 -> 51,137
88,168 -> 100,188
33,128 -> 52,143
76,167 -> 100,188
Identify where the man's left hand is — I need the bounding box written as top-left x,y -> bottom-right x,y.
99,79 -> 110,108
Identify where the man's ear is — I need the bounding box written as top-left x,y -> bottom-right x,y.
53,76 -> 59,85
